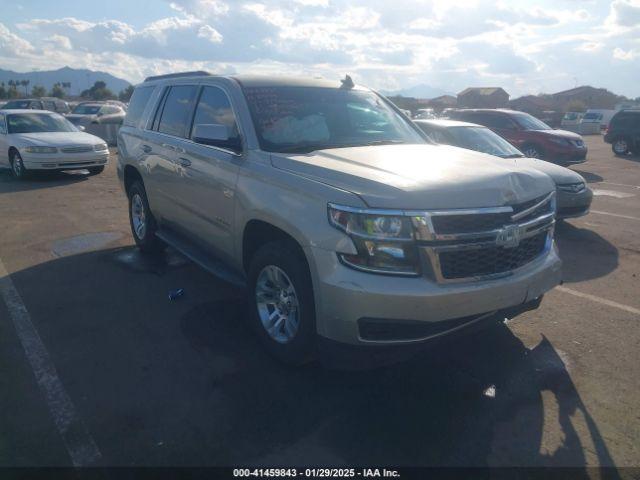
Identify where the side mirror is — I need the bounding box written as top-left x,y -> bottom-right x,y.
193,123 -> 242,153
77,125 -> 86,131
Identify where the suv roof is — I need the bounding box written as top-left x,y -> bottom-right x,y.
141,71 -> 362,90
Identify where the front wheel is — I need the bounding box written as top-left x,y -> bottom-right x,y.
522,144 -> 544,159
612,137 -> 629,156
128,181 -> 164,253
10,151 -> 28,180
247,241 -> 316,365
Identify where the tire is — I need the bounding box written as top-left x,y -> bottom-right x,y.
127,181 -> 164,253
522,144 -> 544,159
611,137 -> 630,156
10,150 -> 28,180
247,241 -> 316,365
88,166 -> 105,175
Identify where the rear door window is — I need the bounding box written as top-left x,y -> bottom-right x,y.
480,114 -> 515,130
124,86 -> 154,127
157,85 -> 198,138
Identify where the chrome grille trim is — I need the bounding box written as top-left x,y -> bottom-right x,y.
413,192 -> 556,283
61,145 -> 93,154
511,191 -> 555,222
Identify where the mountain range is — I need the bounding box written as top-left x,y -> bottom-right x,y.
379,83 -> 455,99
0,66 -> 131,96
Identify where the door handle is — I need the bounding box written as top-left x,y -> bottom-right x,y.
178,157 -> 192,167
141,144 -> 152,153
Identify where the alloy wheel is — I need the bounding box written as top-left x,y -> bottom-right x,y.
131,193 -> 147,240
12,154 -> 24,178
523,147 -> 541,158
613,139 -> 628,155
255,265 -> 300,344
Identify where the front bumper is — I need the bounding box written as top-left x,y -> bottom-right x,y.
548,146 -> 588,165
21,151 -> 109,171
308,243 -> 562,346
557,187 -> 593,219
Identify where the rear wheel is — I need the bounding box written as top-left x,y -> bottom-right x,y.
612,137 -> 630,156
522,144 -> 544,159
10,150 -> 27,180
88,166 -> 105,175
128,181 -> 164,253
247,241 -> 316,365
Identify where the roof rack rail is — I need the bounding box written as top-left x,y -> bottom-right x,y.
144,71 -> 212,82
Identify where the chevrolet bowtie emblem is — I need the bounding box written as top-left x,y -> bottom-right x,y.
496,224 -> 523,248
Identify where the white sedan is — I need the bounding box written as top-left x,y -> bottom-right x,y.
0,109 -> 109,179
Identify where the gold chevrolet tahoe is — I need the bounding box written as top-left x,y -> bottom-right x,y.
117,72 -> 562,365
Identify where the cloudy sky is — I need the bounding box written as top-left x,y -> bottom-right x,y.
1,0 -> 639,97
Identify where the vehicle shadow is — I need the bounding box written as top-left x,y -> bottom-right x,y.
0,168 -> 90,193
555,221 -> 618,283
1,246 -> 621,474
571,170 -> 603,184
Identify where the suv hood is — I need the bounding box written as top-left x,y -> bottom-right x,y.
13,131 -> 103,147
271,144 -> 555,209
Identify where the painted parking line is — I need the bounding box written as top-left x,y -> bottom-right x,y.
0,258 -> 102,466
591,189 -> 635,199
557,286 -> 640,316
600,181 -> 640,190
590,210 -> 640,222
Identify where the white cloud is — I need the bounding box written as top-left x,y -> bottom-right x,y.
0,22 -> 35,56
1,0 -> 639,98
197,25 -> 223,43
607,0 -> 640,27
613,46 -> 638,60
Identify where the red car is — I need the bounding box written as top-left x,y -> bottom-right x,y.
448,109 -> 587,165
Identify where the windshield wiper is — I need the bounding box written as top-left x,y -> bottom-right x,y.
502,153 -> 525,158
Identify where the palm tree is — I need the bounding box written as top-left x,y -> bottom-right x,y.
20,79 -> 30,96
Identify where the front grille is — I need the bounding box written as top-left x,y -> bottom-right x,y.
430,194 -> 552,235
431,212 -> 510,234
439,232 -> 547,280
61,145 -> 93,154
416,192 -> 555,282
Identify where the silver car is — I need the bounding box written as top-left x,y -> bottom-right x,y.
117,73 -> 561,365
414,119 -> 593,219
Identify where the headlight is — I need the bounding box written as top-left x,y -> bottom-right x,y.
557,182 -> 586,193
24,146 -> 57,154
94,143 -> 108,152
328,204 -> 420,276
549,138 -> 570,147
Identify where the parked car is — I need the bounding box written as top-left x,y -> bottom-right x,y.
448,109 -> 587,165
560,111 -> 584,132
604,109 -> 640,156
66,102 -> 126,127
0,109 -> 109,178
414,119 -> 592,219
117,72 -> 562,365
413,108 -> 436,119
579,109 -> 616,135
2,97 -> 70,114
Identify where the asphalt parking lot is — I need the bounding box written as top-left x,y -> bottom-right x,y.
0,136 -> 639,470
